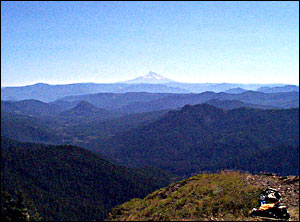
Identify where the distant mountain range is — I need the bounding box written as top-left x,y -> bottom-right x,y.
2,71 -> 297,102
111,91 -> 298,114
257,85 -> 299,93
2,89 -> 298,152
2,91 -> 298,120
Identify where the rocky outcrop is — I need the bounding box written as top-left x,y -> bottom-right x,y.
245,173 -> 299,221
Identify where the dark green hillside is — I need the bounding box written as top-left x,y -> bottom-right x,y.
99,104 -> 299,176
1,112 -> 61,144
1,137 -> 173,221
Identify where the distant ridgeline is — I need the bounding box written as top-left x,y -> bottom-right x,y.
1,79 -> 298,102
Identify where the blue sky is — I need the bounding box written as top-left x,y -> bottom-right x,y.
1,1 -> 299,86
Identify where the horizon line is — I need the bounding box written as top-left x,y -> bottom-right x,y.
1,81 -> 299,88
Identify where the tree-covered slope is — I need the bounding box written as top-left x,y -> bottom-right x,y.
1,137 -> 173,221
1,112 -> 62,144
99,104 -> 299,176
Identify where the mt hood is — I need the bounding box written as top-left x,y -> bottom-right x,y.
122,72 -> 174,84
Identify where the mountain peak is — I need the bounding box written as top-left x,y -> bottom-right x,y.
145,72 -> 166,80
122,72 -> 174,84
74,100 -> 99,111
60,100 -> 113,118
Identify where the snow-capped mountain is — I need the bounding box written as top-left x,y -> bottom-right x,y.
122,72 -> 175,84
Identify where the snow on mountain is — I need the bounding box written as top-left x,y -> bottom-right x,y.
143,72 -> 167,80
122,72 -> 175,84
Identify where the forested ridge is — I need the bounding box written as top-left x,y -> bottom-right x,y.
99,104 -> 299,176
1,137 -> 173,221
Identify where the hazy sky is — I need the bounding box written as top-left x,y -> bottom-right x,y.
1,1 -> 299,86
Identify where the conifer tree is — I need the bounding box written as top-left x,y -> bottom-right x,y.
1,191 -> 42,221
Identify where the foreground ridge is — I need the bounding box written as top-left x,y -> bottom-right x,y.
107,171 -> 299,221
